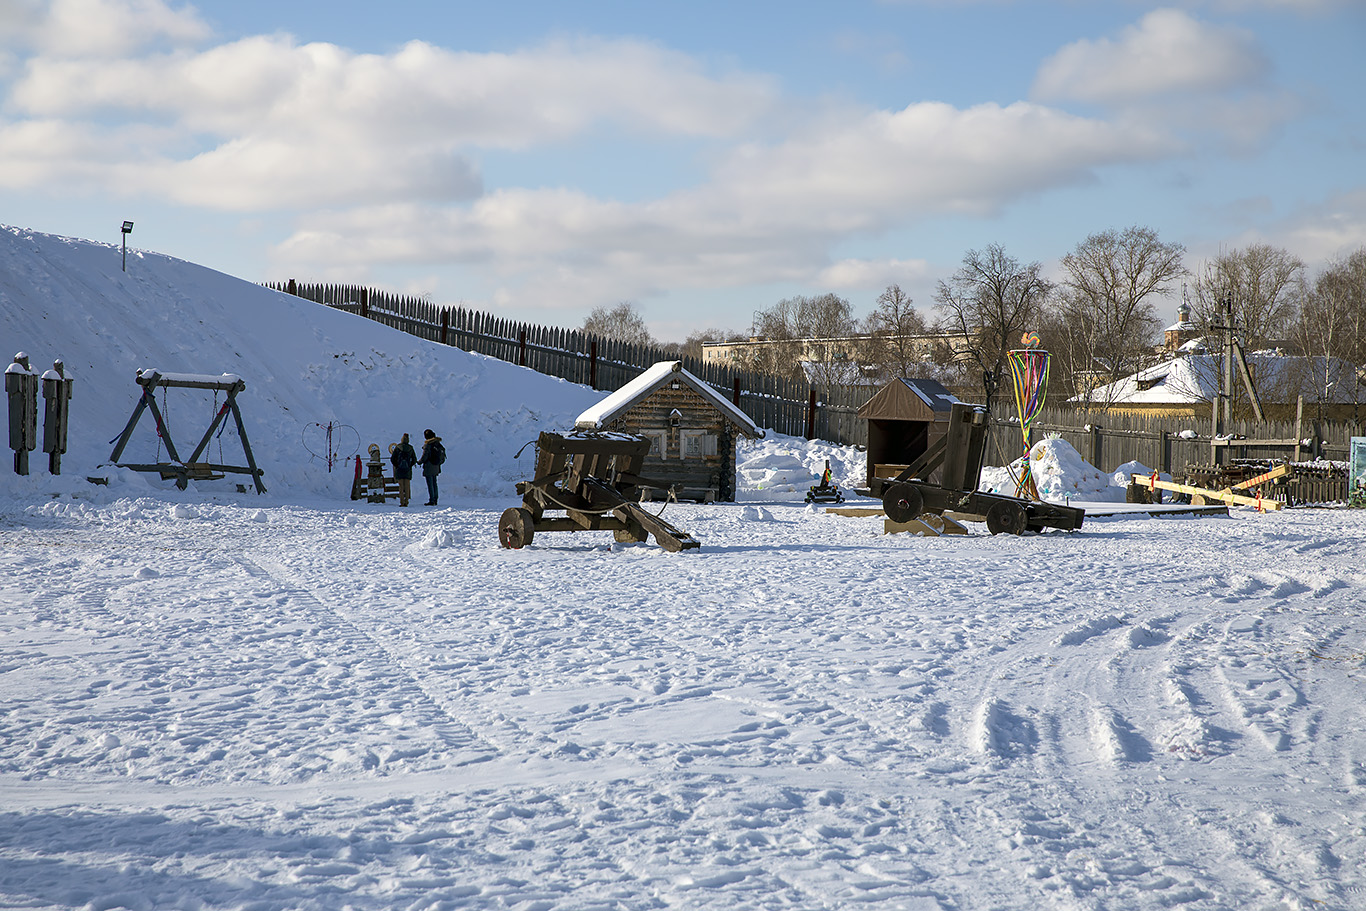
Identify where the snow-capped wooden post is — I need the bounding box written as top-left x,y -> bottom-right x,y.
41,359 -> 73,475
6,352 -> 37,475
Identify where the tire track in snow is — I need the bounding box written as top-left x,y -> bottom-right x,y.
237,554 -> 500,769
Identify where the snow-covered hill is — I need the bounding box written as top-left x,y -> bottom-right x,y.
1,226 -> 608,501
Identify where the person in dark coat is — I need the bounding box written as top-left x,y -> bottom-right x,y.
389,433 -> 417,506
417,428 -> 445,506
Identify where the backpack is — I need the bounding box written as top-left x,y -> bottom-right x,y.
430,440 -> 446,466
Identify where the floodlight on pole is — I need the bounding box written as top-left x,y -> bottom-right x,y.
121,221 -> 134,271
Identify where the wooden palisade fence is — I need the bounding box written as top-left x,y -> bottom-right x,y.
268,281 -> 868,445
271,281 -> 1362,498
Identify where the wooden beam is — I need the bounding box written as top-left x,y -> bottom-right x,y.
1130,473 -> 1283,511
1229,462 -> 1290,491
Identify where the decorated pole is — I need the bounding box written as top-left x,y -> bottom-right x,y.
1007,332 -> 1050,500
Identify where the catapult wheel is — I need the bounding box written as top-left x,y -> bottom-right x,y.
498,507 -> 536,549
882,482 -> 924,523
986,500 -> 1028,536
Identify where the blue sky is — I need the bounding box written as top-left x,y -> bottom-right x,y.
2,1 -> 1362,341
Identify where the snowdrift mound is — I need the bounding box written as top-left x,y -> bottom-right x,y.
979,437 -> 1148,504
737,435 -> 863,501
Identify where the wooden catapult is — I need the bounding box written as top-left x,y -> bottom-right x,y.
108,369 -> 266,493
870,401 -> 1085,535
500,431 -> 699,552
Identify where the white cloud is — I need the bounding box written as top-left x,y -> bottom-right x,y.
816,258 -> 932,291
0,0 -> 209,56
269,100 -> 1177,314
1033,9 -> 1268,105
705,101 -> 1174,226
1276,188 -> 1366,265
1,33 -> 778,209
10,35 -> 776,142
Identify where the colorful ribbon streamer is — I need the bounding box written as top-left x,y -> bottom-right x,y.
1008,347 -> 1051,500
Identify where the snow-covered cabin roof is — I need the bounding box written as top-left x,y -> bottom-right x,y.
1071,354 -> 1365,406
574,361 -> 764,438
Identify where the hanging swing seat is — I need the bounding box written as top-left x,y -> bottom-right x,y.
158,462 -> 225,482
107,368 -> 267,493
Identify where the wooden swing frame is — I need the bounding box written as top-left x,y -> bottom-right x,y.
108,369 -> 267,493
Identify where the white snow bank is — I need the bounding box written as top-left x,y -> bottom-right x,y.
736,434 -> 863,501
980,437 -> 1149,504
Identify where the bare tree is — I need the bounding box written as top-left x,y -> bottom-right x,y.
749,293 -> 861,387
865,284 -> 930,380
1056,226 -> 1184,411
934,244 -> 1052,405
582,302 -> 654,346
1189,244 -> 1303,348
1294,247 -> 1366,422
674,328 -> 749,361
1035,307 -> 1089,405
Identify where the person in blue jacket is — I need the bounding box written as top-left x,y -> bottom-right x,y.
417,428 -> 445,506
389,433 -> 417,506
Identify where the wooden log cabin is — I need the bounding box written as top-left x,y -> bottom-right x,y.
857,377 -> 960,494
574,361 -> 763,502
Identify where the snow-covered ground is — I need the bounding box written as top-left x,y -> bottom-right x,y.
3,227 -> 1366,910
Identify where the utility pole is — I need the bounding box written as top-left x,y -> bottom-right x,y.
1210,295 -> 1235,466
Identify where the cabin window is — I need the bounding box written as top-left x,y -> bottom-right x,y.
681,430 -> 718,458
642,431 -> 667,458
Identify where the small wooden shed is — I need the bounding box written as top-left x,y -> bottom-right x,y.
575,361 -> 763,502
858,377 -> 959,491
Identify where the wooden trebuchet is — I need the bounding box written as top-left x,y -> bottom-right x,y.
501,431 -> 700,552
871,402 -> 1086,535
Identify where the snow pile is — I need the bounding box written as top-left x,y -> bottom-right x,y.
980,437 -> 1147,504
419,527 -> 459,548
737,435 -> 862,500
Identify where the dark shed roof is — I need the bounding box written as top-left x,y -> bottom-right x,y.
857,378 -> 959,422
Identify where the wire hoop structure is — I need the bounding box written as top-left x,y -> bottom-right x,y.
1007,340 -> 1050,500
302,421 -> 360,472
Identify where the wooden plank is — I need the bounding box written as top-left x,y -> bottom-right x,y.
1229,462 -> 1290,491
1129,473 -> 1283,510
884,517 -> 939,536
826,506 -> 884,517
